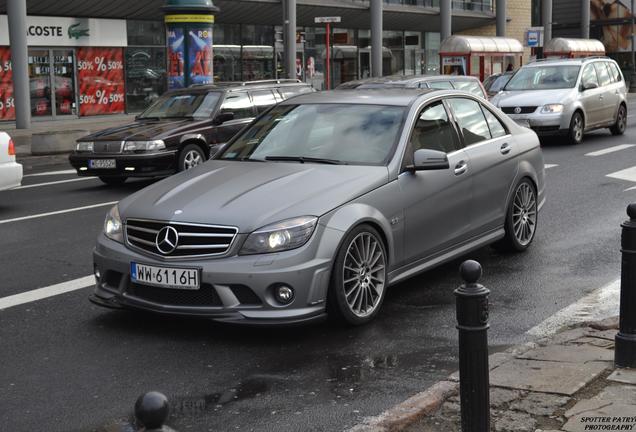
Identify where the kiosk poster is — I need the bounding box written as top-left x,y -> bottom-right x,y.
0,47 -> 15,121
77,47 -> 125,116
188,27 -> 213,85
167,27 -> 185,89
591,0 -> 633,52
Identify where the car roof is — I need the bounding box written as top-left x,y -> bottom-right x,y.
280,88 -> 438,106
525,57 -> 615,68
167,80 -> 311,95
339,74 -> 479,89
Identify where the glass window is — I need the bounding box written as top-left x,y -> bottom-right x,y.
242,45 -> 274,81
447,98 -> 491,145
427,81 -> 453,89
383,30 -> 404,76
139,91 -> 221,119
125,47 -> 167,112
279,86 -> 312,99
410,101 -> 460,154
127,20 -> 165,46
220,91 -> 254,119
593,62 -> 612,87
424,32 -> 440,74
219,104 -> 406,165
505,65 -> 581,90
608,62 -> 623,82
242,25 -> 274,46
452,80 -> 485,98
581,64 -> 599,87
482,107 -> 507,138
251,90 -> 277,113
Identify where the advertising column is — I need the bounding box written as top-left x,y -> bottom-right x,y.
163,0 -> 219,89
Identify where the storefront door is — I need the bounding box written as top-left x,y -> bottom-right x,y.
359,49 -> 371,80
28,48 -> 77,118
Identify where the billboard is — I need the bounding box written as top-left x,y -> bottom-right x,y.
167,27 -> 185,89
591,0 -> 633,52
188,27 -> 213,85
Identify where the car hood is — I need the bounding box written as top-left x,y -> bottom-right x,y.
493,89 -> 574,107
79,119 -> 201,141
119,160 -> 389,232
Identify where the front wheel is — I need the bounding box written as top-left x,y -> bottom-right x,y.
178,144 -> 206,172
327,225 -> 388,325
496,178 -> 538,252
568,112 -> 584,145
610,104 -> 627,136
98,176 -> 127,186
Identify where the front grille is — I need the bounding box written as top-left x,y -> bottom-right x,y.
501,106 -> 538,115
126,282 -> 222,306
93,141 -> 123,153
126,218 -> 238,258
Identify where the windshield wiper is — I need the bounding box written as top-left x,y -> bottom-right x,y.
265,156 -> 346,165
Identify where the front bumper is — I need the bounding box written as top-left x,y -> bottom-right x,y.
69,151 -> 177,178
91,228 -> 338,325
506,112 -> 568,136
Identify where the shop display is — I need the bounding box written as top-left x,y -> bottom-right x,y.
77,47 -> 125,116
0,47 -> 14,121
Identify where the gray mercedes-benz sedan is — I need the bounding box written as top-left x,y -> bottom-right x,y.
91,89 -> 545,325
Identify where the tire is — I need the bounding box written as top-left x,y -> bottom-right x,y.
327,224 -> 388,326
568,111 -> 584,145
99,176 -> 127,185
610,104 -> 627,136
495,178 -> 538,252
178,144 -> 206,172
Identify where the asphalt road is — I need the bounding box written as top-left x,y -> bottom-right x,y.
2,109 -> 636,431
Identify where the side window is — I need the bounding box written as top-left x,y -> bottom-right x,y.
427,81 -> 454,90
581,64 -> 599,87
608,62 -> 623,82
220,92 -> 254,119
447,98 -> 492,145
409,101 -> 461,154
453,80 -> 485,98
593,62 -> 611,87
251,90 -> 278,113
482,107 -> 507,138
280,86 -> 313,99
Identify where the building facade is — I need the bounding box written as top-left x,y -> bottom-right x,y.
0,0 -> 507,122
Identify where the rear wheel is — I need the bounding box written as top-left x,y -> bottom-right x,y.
328,225 -> 388,325
496,178 -> 538,252
178,144 -> 205,172
568,111 -> 584,145
610,104 -> 627,135
98,176 -> 127,185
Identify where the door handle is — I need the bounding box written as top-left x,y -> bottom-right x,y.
454,161 -> 468,176
500,142 -> 511,155
599,95 -> 604,100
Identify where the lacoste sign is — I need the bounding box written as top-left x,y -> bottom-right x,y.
68,23 -> 90,40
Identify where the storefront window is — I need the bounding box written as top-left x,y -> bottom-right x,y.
331,28 -> 357,87
127,20 -> 165,46
383,31 -> 404,76
0,47 -> 14,120
404,31 -> 423,75
125,47 -> 166,112
241,25 -> 274,81
304,27 -> 325,90
214,24 -> 242,82
424,32 -> 440,74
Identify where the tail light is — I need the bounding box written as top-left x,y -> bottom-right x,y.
8,138 -> 15,156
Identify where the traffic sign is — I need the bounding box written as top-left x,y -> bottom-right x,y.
314,16 -> 341,23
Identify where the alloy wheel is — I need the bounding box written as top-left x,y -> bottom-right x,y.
512,182 -> 537,246
618,106 -> 627,133
342,232 -> 386,318
573,114 -> 583,143
183,149 -> 203,170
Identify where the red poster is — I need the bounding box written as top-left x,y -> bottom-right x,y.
0,47 -> 15,121
77,48 -> 125,116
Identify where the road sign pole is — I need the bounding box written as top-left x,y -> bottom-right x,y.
314,16 -> 340,90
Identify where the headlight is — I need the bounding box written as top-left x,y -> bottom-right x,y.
104,205 -> 123,243
76,141 -> 93,152
124,140 -> 166,152
541,104 -> 564,114
240,216 -> 318,255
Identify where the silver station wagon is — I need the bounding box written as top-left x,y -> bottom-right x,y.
91,89 -> 545,326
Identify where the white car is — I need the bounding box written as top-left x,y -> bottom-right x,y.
0,132 -> 23,191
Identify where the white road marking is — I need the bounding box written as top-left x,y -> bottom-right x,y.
585,144 -> 636,157
22,169 -> 76,177
0,276 -> 94,310
527,278 -> 620,338
0,201 -> 117,225
15,177 -> 95,190
624,185 -> 636,192
544,164 -> 559,169
607,166 -> 636,183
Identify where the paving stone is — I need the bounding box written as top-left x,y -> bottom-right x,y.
595,384 -> 636,404
564,398 -> 612,418
584,329 -> 618,341
517,345 -> 614,363
588,316 -> 619,331
490,388 -> 526,408
510,392 -> 570,416
545,328 -> 590,346
562,403 -> 636,432
607,368 -> 636,385
490,359 -> 609,396
571,337 -> 614,349
494,410 -> 536,432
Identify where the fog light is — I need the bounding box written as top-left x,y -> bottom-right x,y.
79,167 -> 87,171
94,266 -> 101,280
274,285 -> 294,304
125,167 -> 135,171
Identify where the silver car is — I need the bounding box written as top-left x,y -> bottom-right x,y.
90,89 -> 545,325
491,57 -> 627,145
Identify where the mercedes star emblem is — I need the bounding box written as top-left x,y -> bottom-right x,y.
514,106 -> 522,114
156,226 -> 179,254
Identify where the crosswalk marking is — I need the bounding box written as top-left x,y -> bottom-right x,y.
607,166 -> 636,183
0,201 -> 117,225
15,177 -> 95,190
22,169 -> 76,177
585,144 -> 635,157
0,276 -> 94,310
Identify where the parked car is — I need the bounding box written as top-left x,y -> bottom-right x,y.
69,79 -> 314,185
482,71 -> 514,98
0,132 -> 23,191
337,75 -> 488,99
90,88 -> 545,326
490,57 -> 627,144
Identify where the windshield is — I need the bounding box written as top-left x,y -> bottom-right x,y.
138,91 -> 221,119
489,74 -> 513,93
505,66 -> 580,90
218,103 -> 406,165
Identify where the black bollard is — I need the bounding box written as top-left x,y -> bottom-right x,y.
455,260 -> 490,432
615,204 -> 636,368
135,391 -> 170,431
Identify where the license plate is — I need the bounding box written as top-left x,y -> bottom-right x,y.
89,159 -> 116,169
131,262 -> 200,290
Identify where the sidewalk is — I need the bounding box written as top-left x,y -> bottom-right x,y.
397,316 -> 636,432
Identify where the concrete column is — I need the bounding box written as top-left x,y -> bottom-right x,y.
441,0 -> 452,42
7,0 -> 30,129
542,0 -> 552,47
581,0 -> 590,39
496,0 -> 506,37
284,0 -> 296,79
371,0 -> 383,77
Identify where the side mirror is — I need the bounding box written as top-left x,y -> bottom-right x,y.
214,112 -> 235,125
581,81 -> 598,91
406,149 -> 450,172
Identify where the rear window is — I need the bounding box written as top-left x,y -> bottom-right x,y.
279,86 -> 313,99
608,62 -> 623,82
452,80 -> 485,98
